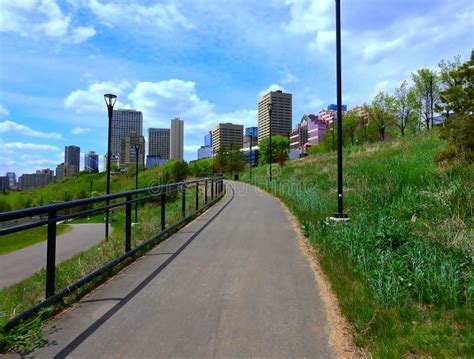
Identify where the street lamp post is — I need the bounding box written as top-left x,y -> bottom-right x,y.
249,135 -> 253,180
333,0 -> 348,219
268,102 -> 273,182
104,93 -> 117,239
134,144 -> 140,223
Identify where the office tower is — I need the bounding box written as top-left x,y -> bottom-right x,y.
6,172 -> 16,189
257,90 -> 292,140
204,131 -> 212,147
111,109 -> 143,159
56,163 -> 78,181
197,146 -> 213,160
148,128 -> 170,159
36,168 -> 55,182
65,145 -> 80,170
85,151 -> 99,172
170,118 -> 184,161
120,134 -> 145,167
19,173 -> 51,189
245,127 -> 258,138
0,176 -> 9,190
211,123 -> 244,153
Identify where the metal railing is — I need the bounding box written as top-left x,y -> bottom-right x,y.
0,175 -> 225,329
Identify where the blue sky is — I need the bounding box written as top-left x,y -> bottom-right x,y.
0,0 -> 473,175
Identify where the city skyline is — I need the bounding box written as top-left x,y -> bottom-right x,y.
0,0 -> 472,175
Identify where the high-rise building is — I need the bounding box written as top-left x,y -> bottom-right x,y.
148,128 -> 170,159
111,109 -> 143,160
120,134 -> 145,168
204,131 -> 212,147
19,173 -> 51,189
6,172 -> 16,189
65,145 -> 80,172
103,154 -> 120,171
146,156 -> 169,169
85,151 -> 99,172
257,90 -> 292,140
211,123 -> 243,153
170,118 -> 184,161
245,127 -> 258,138
197,146 -> 213,160
36,168 -> 55,182
0,176 -> 9,190
56,163 -> 78,181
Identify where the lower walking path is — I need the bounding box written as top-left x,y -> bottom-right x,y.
27,181 -> 334,358
0,223 -> 108,289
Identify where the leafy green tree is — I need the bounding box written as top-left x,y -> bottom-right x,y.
412,68 -> 439,129
369,92 -> 396,141
435,51 -> 474,163
342,111 -> 360,146
189,158 -> 213,176
394,81 -> 417,136
258,135 -> 290,165
212,147 -> 246,175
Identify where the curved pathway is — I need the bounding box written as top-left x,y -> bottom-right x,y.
27,182 -> 334,358
0,223 -> 109,289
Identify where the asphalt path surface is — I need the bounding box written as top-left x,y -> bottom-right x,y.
0,223 -> 108,289
26,181 -> 334,358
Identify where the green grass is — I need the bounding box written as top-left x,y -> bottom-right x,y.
0,183 -> 216,353
240,131 -> 473,357
0,225 -> 72,255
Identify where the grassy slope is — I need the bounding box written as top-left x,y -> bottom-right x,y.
0,225 -> 72,255
240,132 -> 473,357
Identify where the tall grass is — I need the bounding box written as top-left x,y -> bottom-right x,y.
240,131 -> 473,357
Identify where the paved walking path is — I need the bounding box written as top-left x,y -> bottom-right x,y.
26,182 -> 334,358
0,224 -> 109,289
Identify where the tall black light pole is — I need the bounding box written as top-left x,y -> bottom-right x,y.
334,0 -> 347,219
104,93 -> 117,239
134,143 -> 140,223
249,135 -> 253,180
430,74 -> 434,129
268,102 -> 273,182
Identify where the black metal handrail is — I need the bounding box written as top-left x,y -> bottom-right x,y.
0,174 -> 225,329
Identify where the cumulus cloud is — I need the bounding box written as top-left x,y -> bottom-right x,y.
0,120 -> 62,139
0,142 -> 61,151
283,0 -> 332,34
71,127 -> 91,135
0,104 -> 9,117
258,84 -> 283,98
0,0 -> 96,44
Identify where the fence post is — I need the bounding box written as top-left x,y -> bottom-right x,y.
161,191 -> 166,231
125,194 -> 132,252
211,179 -> 214,201
204,180 -> 208,204
195,182 -> 199,211
46,209 -> 57,298
182,184 -> 186,218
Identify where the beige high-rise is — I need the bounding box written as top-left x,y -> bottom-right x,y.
257,90 -> 292,140
148,128 -> 170,159
212,123 -> 243,154
170,118 -> 184,161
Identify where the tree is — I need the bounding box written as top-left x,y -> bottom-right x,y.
258,135 -> 289,165
412,68 -> 439,129
369,92 -> 396,141
435,51 -> 474,163
212,147 -> 246,175
342,111 -> 360,146
394,81 -> 417,136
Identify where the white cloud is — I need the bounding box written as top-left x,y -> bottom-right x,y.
0,104 -> 9,117
64,80 -> 131,113
258,84 -> 283,98
71,127 -> 91,135
281,73 -> 298,85
85,0 -> 193,30
0,0 -> 96,44
0,120 -> 62,139
283,0 -> 332,34
0,142 -> 61,151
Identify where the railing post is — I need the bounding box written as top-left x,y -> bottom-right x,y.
46,209 -> 57,298
125,194 -> 132,252
182,184 -> 186,218
204,180 -> 208,204
195,182 -> 199,211
211,179 -> 214,201
161,191 -> 166,231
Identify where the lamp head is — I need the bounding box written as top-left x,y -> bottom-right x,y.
104,93 -> 117,108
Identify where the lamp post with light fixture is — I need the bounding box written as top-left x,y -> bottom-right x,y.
104,93 -> 117,238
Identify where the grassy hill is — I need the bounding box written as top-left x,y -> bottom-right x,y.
240,131 -> 473,357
